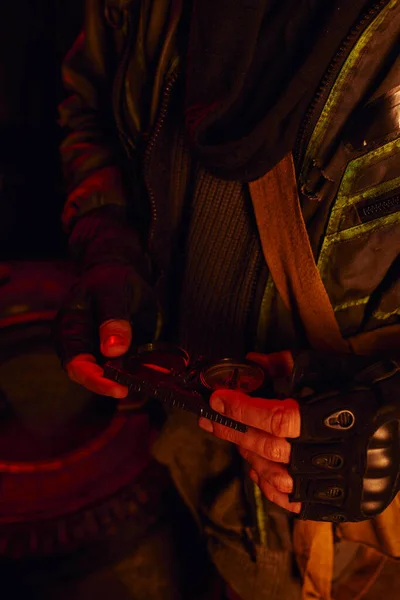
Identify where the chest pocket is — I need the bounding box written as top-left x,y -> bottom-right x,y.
317,135 -> 400,336
297,0 -> 400,338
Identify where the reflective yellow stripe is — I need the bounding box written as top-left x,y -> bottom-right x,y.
334,297 -> 369,312
374,307 -> 400,319
318,211 -> 399,285
257,3 -> 400,352
253,483 -> 268,547
325,210 -> 398,245
326,139 -> 400,236
334,300 -> 400,320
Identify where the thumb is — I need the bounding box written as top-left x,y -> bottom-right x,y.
100,319 -> 132,357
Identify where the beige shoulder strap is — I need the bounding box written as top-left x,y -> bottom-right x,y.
248,153 -> 400,600
249,152 -> 350,354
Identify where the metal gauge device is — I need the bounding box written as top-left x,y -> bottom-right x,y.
200,358 -> 266,393
103,344 -> 270,433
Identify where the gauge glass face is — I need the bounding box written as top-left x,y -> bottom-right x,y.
200,361 -> 264,393
133,344 -> 189,373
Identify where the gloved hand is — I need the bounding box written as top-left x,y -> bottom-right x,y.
198,350 -> 400,522
288,351 -> 400,522
54,206 -> 159,398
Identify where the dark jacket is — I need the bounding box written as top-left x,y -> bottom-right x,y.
59,2 -> 400,598
59,0 -> 399,354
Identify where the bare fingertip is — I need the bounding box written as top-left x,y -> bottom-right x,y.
210,395 -> 225,414
198,417 -> 214,433
290,502 -> 302,514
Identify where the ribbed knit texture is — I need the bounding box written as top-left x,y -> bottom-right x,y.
176,165 -> 264,360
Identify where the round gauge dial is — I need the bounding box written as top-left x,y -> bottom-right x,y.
200,359 -> 265,393
129,343 -> 190,374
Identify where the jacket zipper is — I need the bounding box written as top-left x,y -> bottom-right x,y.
293,0 -> 389,168
143,67 -> 180,252
111,9 -> 180,257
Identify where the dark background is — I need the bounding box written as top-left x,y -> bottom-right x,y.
0,0 -> 83,260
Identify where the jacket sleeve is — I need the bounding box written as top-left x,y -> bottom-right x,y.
58,0 -> 128,233
349,323 -> 400,362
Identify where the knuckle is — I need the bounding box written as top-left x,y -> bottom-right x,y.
271,403 -> 300,438
223,391 -> 246,420
261,437 -> 282,462
273,474 -> 291,493
270,443 -> 283,463
235,402 -> 247,423
215,425 -> 237,444
271,408 -> 285,437
256,435 -> 270,457
270,472 -> 282,488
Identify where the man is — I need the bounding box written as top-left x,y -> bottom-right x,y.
56,1 -> 400,598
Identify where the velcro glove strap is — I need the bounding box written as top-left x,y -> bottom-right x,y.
288,352 -> 400,522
